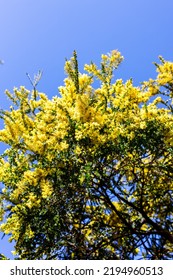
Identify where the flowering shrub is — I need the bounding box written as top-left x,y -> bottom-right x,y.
0,51 -> 173,259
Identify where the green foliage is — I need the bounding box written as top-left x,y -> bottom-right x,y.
0,253 -> 9,260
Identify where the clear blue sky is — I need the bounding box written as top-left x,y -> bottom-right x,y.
0,0 -> 173,259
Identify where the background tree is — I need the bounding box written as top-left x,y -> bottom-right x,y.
0,50 -> 173,259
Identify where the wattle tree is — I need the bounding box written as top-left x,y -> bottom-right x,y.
0,50 -> 173,259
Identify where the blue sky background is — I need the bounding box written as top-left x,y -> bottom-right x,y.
0,0 -> 173,259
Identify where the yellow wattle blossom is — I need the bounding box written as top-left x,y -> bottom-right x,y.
40,179 -> 53,199
0,50 -> 173,260
157,60 -> 173,85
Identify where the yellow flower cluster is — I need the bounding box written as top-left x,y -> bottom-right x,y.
157,60 -> 173,85
40,179 -> 53,199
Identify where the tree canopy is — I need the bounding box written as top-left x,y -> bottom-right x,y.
0,50 -> 173,259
